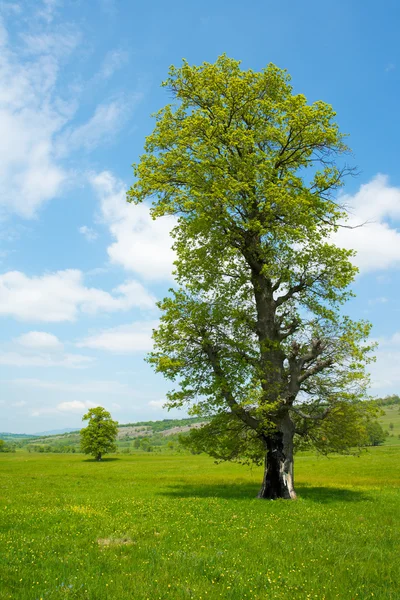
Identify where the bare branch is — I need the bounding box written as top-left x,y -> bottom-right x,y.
275,279 -> 307,307
277,317 -> 301,341
289,405 -> 331,420
298,357 -> 334,383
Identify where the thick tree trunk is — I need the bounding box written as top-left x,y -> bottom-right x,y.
96,453 -> 102,461
257,418 -> 296,500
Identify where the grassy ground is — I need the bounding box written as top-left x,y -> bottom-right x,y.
0,447 -> 399,600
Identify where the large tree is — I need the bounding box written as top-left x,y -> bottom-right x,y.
128,56 -> 376,499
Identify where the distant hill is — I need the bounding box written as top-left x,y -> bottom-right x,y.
0,417 -> 205,442
0,432 -> 35,439
0,428 -> 79,440
32,428 -> 80,436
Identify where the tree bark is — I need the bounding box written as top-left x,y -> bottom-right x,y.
96,453 -> 102,461
257,418 -> 296,500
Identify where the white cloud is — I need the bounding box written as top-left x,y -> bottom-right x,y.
0,269 -> 156,322
79,225 -> 98,242
0,351 -> 93,368
369,332 -> 400,392
148,399 -> 166,409
31,399 -> 96,416
7,378 -> 133,395
15,331 -> 63,350
1,330 -> 94,369
57,400 -> 96,413
90,171 -> 176,281
12,400 -> 27,407
333,175 -> 400,273
77,320 -> 157,353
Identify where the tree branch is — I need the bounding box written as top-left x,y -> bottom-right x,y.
203,343 -> 260,431
289,405 -> 331,420
298,357 -> 334,383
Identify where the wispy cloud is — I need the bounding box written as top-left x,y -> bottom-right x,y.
148,399 -> 166,409
11,400 -> 27,407
368,297 -> 388,306
31,399 -> 123,417
20,29 -> 80,57
79,226 -> 98,242
0,3 -> 22,16
77,321 -> 157,353
0,351 -> 93,369
8,378 -> 132,395
369,332 -> 400,391
0,14 -> 74,217
36,0 -> 60,24
15,331 -> 63,350
99,49 -> 129,79
32,399 -> 96,416
0,11 -> 141,219
59,96 -> 140,153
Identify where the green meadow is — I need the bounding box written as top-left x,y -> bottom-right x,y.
0,446 -> 399,600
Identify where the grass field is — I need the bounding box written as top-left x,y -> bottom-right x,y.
0,447 -> 399,600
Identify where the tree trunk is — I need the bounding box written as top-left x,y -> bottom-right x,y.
257,418 -> 296,500
96,453 -> 102,461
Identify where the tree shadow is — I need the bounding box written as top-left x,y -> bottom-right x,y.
296,485 -> 371,504
82,457 -> 120,463
158,482 -> 371,503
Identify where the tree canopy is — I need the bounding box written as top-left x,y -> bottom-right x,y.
128,55 -> 377,499
80,407 -> 118,461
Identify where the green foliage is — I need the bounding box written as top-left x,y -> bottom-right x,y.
180,412 -> 265,465
0,432 -> 34,441
293,402 -> 382,454
129,55 -> 376,474
27,444 -> 76,454
365,421 -> 387,446
375,394 -> 400,406
80,407 -> 118,461
0,439 -> 15,452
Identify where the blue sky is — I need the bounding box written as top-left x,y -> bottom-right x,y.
0,0 -> 399,433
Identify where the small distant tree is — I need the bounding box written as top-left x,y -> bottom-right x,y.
365,421 -> 387,446
80,407 -> 118,461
